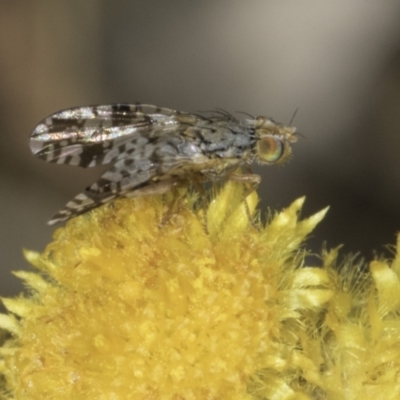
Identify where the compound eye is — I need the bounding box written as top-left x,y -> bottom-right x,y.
256,137 -> 284,163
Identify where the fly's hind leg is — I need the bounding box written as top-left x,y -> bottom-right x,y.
190,175 -> 209,234
228,170 -> 261,229
157,179 -> 189,229
159,187 -> 183,229
123,178 -> 182,229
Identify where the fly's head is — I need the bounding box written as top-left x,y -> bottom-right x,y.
250,116 -> 298,165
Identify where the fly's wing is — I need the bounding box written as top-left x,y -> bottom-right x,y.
29,104 -> 198,167
48,157 -> 161,224
47,135 -> 209,225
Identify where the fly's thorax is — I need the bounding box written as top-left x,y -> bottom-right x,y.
247,116 -> 297,165
183,123 -> 253,160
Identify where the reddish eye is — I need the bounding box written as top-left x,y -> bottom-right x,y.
256,137 -> 284,163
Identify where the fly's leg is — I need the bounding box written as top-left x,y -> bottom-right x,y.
158,178 -> 190,229
158,186 -> 183,229
228,172 -> 261,229
158,176 -> 209,233
190,176 -> 209,234
122,178 -> 181,229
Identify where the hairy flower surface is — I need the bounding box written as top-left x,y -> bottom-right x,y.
1,182 -> 400,399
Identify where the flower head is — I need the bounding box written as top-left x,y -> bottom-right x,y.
1,182 -> 400,399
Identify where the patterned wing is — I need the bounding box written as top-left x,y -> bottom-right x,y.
46,132 -> 211,225
48,157 -> 159,224
29,104 -> 196,167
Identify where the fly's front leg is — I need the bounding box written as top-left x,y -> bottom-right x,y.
228,172 -> 261,228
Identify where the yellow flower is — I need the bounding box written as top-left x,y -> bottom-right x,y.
1,181 -> 400,399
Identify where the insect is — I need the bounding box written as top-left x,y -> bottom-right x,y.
30,104 -> 298,225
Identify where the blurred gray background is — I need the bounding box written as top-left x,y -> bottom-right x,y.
1,1 -> 400,297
